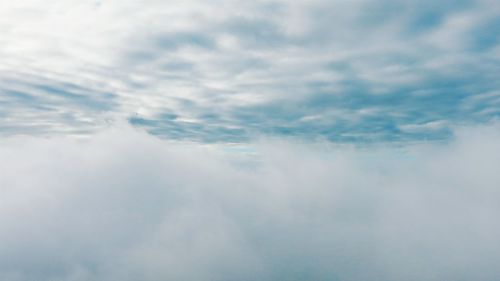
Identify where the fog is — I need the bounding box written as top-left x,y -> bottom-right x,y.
1,124 -> 499,281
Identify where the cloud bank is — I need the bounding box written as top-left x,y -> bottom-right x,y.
1,0 -> 499,141
1,123 -> 499,281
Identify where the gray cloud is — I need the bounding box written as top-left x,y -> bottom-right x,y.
1,123 -> 499,281
0,72 -> 117,136
2,2 -> 499,280
1,0 -> 499,141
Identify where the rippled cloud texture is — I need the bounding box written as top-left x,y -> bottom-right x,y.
1,1 -> 500,280
1,0 -> 499,141
1,124 -> 500,281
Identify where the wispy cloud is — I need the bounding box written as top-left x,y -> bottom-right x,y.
1,0 -> 499,141
2,3 -> 499,280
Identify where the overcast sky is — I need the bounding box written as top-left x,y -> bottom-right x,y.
1,1 -> 500,280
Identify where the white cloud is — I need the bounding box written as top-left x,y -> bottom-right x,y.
1,2 -> 499,280
1,0 -> 498,140
1,123 -> 499,280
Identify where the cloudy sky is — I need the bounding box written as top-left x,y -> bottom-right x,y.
1,0 -> 500,280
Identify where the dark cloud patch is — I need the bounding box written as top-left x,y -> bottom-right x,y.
129,116 -> 248,143
468,16 -> 500,51
33,84 -> 115,112
153,32 -> 216,50
0,79 -> 116,136
129,66 -> 495,143
123,31 -> 217,69
161,60 -> 195,72
403,0 -> 473,34
223,17 -> 290,48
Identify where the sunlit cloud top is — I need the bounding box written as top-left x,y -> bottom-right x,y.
1,0 -> 499,142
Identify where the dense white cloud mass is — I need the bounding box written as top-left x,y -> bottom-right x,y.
1,123 -> 499,281
1,1 -> 499,280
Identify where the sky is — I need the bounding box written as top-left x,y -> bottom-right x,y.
0,1 -> 500,280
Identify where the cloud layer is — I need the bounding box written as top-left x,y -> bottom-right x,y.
1,0 -> 499,141
1,123 -> 499,281
2,2 -> 499,280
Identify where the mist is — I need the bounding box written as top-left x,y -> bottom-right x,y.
1,124 -> 499,281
